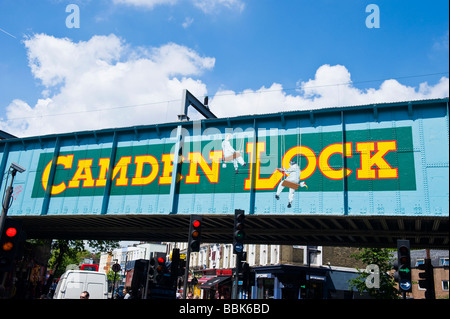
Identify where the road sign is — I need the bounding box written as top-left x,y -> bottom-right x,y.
234,242 -> 244,253
112,263 -> 121,273
399,280 -> 411,291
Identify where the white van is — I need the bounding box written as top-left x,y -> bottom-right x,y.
53,270 -> 108,299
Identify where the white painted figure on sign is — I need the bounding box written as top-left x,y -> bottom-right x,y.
275,159 -> 307,208
222,134 -> 246,173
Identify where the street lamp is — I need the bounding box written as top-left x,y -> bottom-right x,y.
0,163 -> 26,236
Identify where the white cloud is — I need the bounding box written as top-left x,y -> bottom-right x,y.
192,0 -> 245,13
210,64 -> 449,117
432,30 -> 449,52
182,17 -> 194,28
1,34 -> 214,137
112,0 -> 245,13
1,36 -> 448,138
112,0 -> 178,10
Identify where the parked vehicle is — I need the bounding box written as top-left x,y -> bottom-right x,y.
53,270 -> 108,299
80,263 -> 99,271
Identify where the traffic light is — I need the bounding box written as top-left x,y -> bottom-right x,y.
396,240 -> 412,292
0,218 -> 23,272
148,257 -> 156,283
170,248 -> 180,288
155,252 -> 167,284
233,209 -> 245,254
189,215 -> 202,252
418,258 -> 435,299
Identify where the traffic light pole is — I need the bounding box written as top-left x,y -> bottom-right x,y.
0,168 -> 17,238
182,237 -> 192,299
396,239 -> 412,298
233,252 -> 243,299
232,209 -> 245,299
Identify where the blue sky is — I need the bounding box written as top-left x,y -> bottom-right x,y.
0,0 -> 448,137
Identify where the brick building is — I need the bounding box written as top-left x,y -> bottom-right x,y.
409,250 -> 449,299
169,243 -> 367,299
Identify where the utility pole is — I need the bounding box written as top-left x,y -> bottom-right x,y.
182,215 -> 202,299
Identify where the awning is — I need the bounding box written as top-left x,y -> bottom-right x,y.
199,276 -> 231,289
197,276 -> 215,283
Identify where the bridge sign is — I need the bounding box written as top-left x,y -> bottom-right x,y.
0,98 -> 448,247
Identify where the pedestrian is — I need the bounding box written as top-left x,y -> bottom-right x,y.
80,291 -> 89,299
49,280 -> 57,298
124,288 -> 132,299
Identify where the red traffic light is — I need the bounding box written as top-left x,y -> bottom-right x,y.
2,242 -> 14,251
2,227 -> 19,252
157,257 -> 165,264
189,215 -> 202,252
5,227 -> 17,237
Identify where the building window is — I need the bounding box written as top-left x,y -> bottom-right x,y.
440,258 -> 449,266
260,245 -> 268,265
305,246 -> 322,266
442,280 -> 449,291
200,248 -> 208,268
257,278 -> 274,299
248,244 -> 256,266
270,245 -> 279,265
415,259 -> 425,267
223,245 -> 230,269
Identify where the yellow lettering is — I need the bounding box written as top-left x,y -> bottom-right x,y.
158,154 -> 184,185
356,141 -> 398,179
282,145 -> 317,180
319,143 -> 353,180
131,155 -> 159,186
185,151 -> 223,184
244,142 -> 283,190
112,156 -> 132,186
68,159 -> 95,188
95,158 -> 110,187
41,155 -> 74,195
93,157 -> 132,187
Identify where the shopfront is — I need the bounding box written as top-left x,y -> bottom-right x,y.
256,273 -> 276,299
195,269 -> 232,299
199,275 -> 232,299
253,265 -> 328,299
